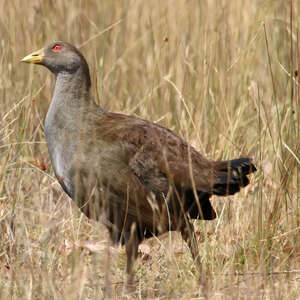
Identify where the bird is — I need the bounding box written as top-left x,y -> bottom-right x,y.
22,41 -> 256,286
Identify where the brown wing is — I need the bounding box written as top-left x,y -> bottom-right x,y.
97,112 -> 217,194
91,112 -> 217,221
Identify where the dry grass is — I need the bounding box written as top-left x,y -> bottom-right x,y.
1,0 -> 300,299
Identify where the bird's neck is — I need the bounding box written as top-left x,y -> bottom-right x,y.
45,66 -> 99,135
53,66 -> 92,108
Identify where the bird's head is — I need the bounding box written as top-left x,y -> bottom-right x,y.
22,41 -> 91,88
22,41 -> 89,76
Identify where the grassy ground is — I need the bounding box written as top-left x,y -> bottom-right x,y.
1,0 -> 300,299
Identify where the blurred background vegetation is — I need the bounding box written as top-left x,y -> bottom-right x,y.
0,0 -> 299,299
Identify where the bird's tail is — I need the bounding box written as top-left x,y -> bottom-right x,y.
213,158 -> 256,196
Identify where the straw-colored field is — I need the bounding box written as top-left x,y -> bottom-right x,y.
1,1 -> 299,299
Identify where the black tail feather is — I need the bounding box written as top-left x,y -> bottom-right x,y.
184,190 -> 217,220
213,158 -> 256,196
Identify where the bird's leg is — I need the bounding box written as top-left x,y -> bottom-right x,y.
124,223 -> 139,292
180,220 -> 203,280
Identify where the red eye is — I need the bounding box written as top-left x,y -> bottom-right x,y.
53,44 -> 61,52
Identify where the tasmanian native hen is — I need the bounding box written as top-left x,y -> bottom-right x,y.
22,41 -> 256,286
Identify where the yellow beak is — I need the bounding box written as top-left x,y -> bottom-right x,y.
21,48 -> 44,64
